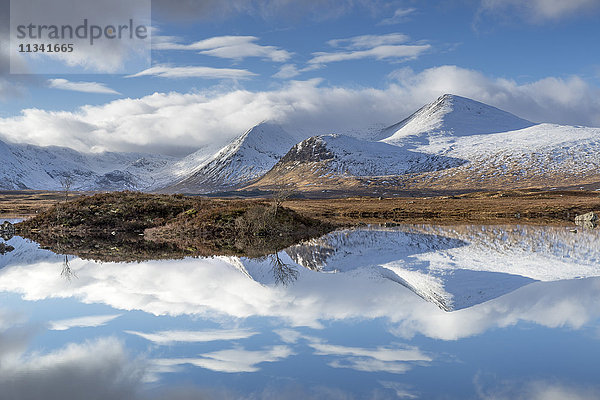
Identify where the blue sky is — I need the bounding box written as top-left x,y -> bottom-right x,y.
1,0 -> 600,156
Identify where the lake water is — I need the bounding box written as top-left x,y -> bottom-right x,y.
1,224 -> 599,399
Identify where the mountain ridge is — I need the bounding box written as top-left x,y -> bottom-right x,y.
161,121 -> 298,194
1,94 -> 599,194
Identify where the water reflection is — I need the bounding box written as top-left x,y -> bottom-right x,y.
0,224 -> 599,399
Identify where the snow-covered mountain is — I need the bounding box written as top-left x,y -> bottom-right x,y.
162,122 -> 298,193
0,139 -> 175,191
373,94 -> 600,191
381,94 -> 535,146
2,94 -> 599,194
407,122 -> 600,190
249,94 -> 600,192
247,134 -> 465,190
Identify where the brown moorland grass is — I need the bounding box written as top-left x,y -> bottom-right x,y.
4,189 -> 599,226
0,190 -> 86,217
15,191 -> 334,261
282,189 -> 600,225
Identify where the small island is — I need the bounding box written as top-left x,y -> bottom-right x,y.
15,191 -> 335,262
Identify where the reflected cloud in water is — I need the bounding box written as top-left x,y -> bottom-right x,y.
0,225 -> 599,399
125,328 -> 258,344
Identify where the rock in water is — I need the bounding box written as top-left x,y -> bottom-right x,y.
0,221 -> 15,240
574,212 -> 598,229
0,242 -> 15,254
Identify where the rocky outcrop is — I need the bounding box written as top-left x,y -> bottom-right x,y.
0,242 -> 15,254
575,212 -> 598,229
0,221 -> 15,240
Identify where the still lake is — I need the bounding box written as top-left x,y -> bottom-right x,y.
1,223 -> 599,399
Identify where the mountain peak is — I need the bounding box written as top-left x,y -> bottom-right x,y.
161,121 -> 297,193
381,94 -> 535,146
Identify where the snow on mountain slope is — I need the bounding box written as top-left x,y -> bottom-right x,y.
403,123 -> 600,190
147,144 -> 222,190
0,138 -> 174,191
249,134 -> 465,190
382,94 -> 535,146
163,122 -> 298,193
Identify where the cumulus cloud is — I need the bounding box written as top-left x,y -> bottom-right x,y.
47,79 -> 121,95
126,65 -> 256,79
0,66 -> 599,156
0,337 -> 146,400
478,0 -> 600,22
154,35 -> 292,62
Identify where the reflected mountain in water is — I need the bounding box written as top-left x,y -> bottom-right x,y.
1,224 -> 600,399
3,224 -> 600,314
283,225 -> 600,310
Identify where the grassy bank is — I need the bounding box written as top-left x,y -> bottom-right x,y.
15,191 -> 334,261
7,189 -> 600,261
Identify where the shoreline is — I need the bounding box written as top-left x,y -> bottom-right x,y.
1,189 -> 599,226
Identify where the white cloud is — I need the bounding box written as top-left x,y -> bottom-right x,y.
273,64 -> 301,79
272,63 -> 321,79
125,328 -> 257,344
309,44 -> 430,65
48,314 -> 122,330
200,43 -> 291,62
327,33 -> 410,49
379,8 -> 416,25
126,65 -> 256,79
379,381 -> 419,399
311,33 -> 428,65
153,35 -> 255,50
47,79 -> 121,95
1,66 -> 599,156
479,0 -> 600,22
308,340 -> 431,363
152,345 -> 293,373
154,35 -> 292,62
274,328 -> 302,343
306,337 -> 431,374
